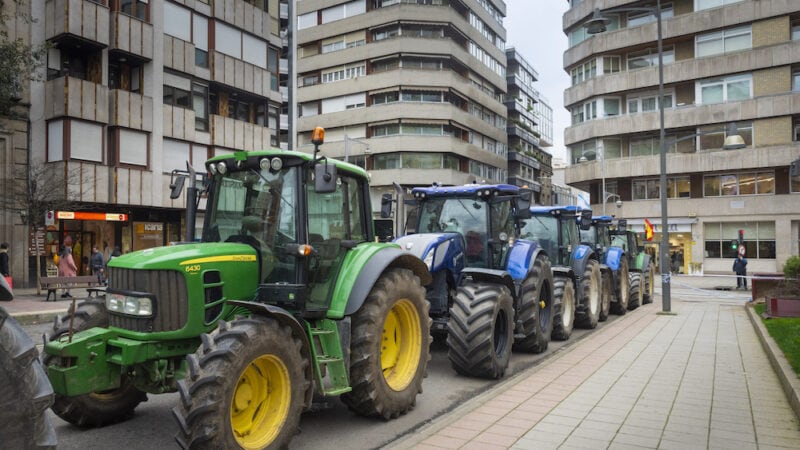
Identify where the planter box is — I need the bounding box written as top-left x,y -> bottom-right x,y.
766,297 -> 800,318
752,272 -> 785,302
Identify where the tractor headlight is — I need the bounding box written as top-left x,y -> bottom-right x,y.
217,161 -> 228,174
107,292 -> 154,317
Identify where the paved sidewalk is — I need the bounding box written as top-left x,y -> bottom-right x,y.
0,287 -> 78,324
391,277 -> 800,450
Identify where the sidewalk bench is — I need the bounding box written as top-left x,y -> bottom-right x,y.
40,276 -> 103,302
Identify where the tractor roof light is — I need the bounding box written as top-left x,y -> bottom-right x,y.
208,163 -> 217,174
217,161 -> 228,174
312,127 -> 325,145
270,157 -> 283,171
259,158 -> 271,171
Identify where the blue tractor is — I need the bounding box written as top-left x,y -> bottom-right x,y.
384,183 -> 553,379
579,215 -> 631,315
520,206 -> 604,341
609,220 -> 655,309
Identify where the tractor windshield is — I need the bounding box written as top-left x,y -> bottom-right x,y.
416,197 -> 490,266
520,215 -> 559,263
580,226 -> 597,246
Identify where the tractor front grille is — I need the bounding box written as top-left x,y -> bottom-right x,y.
106,267 -> 189,332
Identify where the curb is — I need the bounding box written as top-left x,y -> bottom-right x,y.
12,311 -> 64,326
745,302 -> 800,421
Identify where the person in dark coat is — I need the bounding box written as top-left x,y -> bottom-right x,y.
733,255 -> 748,290
0,242 -> 10,280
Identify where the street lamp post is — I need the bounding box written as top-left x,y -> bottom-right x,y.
584,2 -> 744,313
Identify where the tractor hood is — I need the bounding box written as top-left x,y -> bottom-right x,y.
107,242 -> 257,271
394,232 -> 466,273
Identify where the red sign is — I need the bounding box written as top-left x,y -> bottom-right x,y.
56,211 -> 128,221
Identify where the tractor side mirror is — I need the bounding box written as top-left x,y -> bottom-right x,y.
617,219 -> 628,231
579,209 -> 593,230
169,174 -> 186,199
516,189 -> 532,219
380,193 -> 393,218
314,162 -> 337,193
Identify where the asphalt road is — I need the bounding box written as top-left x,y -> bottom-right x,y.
23,316 -> 602,449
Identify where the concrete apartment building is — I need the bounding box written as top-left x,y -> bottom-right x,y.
1,0 -> 286,285
294,0 -> 512,211
505,47 -> 556,205
563,0 -> 800,274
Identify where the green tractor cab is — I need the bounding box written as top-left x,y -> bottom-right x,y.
44,127 -> 432,448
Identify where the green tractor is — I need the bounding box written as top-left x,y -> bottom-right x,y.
609,220 -> 655,308
43,128 -> 432,448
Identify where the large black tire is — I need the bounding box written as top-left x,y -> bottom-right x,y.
610,257 -> 630,316
598,270 -> 612,322
0,307 -> 57,449
628,272 -> 644,310
575,260 -> 601,329
342,268 -> 431,419
643,263 -> 656,304
173,317 -> 308,449
44,299 -> 147,427
447,282 -> 514,379
513,254 -> 554,354
551,276 -> 576,341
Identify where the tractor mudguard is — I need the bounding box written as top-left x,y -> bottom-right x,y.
226,300 -> 315,409
459,267 -> 516,300
604,246 -> 625,271
338,246 -> 431,317
506,240 -> 543,281
638,253 -> 651,272
552,265 -> 575,281
631,253 -> 645,272
570,244 -> 595,280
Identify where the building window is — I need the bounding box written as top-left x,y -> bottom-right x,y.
570,59 -> 596,86
194,15 -> 208,68
109,61 -> 143,93
627,90 -> 674,114
703,171 -> 773,197
119,0 -> 149,21
570,15 -> 618,47
602,56 -> 621,74
632,176 -> 690,200
627,46 -> 674,70
164,85 -> 191,109
704,221 -> 775,259
793,20 -> 800,40
697,74 -> 752,104
695,0 -> 745,11
793,69 -> 800,92
697,121 -> 752,151
192,83 -> 208,131
696,25 -> 751,58
627,3 -> 673,27
321,63 -> 366,83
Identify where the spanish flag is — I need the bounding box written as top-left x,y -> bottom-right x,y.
644,218 -> 654,241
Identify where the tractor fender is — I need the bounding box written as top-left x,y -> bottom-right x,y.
604,246 -> 625,272
598,263 -> 612,277
640,253 -> 651,271
341,246 -> 432,317
570,244 -> 595,280
506,240 -> 544,281
226,300 -> 315,409
394,233 -> 466,275
458,267 -> 517,301
552,265 -> 575,284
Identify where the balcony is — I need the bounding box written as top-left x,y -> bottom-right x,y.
109,90 -> 153,131
44,76 -> 108,122
110,12 -> 154,61
163,35 -> 195,74
45,0 -> 109,49
211,114 -> 272,150
162,104 -> 196,141
211,51 -> 280,101
212,0 -> 273,40
507,124 -> 540,147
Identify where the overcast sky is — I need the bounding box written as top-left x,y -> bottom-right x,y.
505,1 -> 571,162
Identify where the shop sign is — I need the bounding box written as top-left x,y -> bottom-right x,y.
28,229 -> 46,256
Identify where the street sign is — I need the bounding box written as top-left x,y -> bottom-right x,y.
28,229 -> 46,256
738,244 -> 746,257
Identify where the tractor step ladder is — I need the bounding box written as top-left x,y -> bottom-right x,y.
307,319 -> 351,396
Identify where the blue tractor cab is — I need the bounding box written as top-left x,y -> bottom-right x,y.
385,183 -> 554,379
579,216 -> 631,315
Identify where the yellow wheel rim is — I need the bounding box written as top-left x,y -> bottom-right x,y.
231,354 -> 291,449
381,298 -> 422,392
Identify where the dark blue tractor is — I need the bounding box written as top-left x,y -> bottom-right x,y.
384,183 -> 553,379
579,215 -> 631,315
521,206 -> 603,341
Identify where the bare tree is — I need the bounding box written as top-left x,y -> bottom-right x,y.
0,0 -> 46,115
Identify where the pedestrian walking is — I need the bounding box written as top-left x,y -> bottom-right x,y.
733,254 -> 748,290
90,246 -> 105,285
58,246 -> 78,298
0,242 -> 11,289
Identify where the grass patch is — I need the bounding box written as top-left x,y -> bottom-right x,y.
754,304 -> 800,377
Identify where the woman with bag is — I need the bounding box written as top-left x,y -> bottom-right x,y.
57,246 -> 78,298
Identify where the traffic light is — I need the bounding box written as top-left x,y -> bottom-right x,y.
731,240 -> 738,250
738,229 -> 744,245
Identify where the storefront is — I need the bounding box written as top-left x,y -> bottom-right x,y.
626,217 -> 698,275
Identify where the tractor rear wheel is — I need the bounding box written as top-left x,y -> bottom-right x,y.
598,270 -> 612,322
551,276 -> 576,341
610,257 -> 630,315
342,268 -> 431,419
0,307 -> 57,449
448,282 -> 514,379
628,272 -> 644,310
173,317 -> 308,449
513,254 -> 554,354
575,260 -> 601,329
44,300 -> 147,427
643,263 -> 656,304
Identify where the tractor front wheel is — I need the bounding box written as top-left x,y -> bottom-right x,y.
610,257 -> 630,315
551,276 -> 576,341
575,260 -> 601,329
342,268 -> 431,419
513,254 -> 553,354
448,282 -> 514,379
628,272 -> 644,310
598,271 -> 612,322
0,307 -> 56,449
643,263 -> 656,304
44,300 -> 147,427
173,317 -> 308,449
